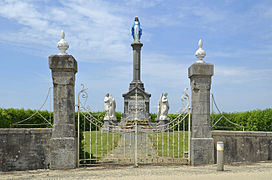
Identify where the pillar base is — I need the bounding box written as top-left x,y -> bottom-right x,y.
190,138 -> 214,166
49,137 -> 77,169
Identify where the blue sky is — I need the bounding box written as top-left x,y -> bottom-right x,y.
0,0 -> 271,113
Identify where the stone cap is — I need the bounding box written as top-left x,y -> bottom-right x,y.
0,128 -> 52,134
131,41 -> 143,47
49,55 -> 77,73
188,62 -> 214,78
212,130 -> 272,137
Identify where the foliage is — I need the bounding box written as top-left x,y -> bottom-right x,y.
0,108 -> 272,131
211,108 -> 272,131
0,108 -> 53,128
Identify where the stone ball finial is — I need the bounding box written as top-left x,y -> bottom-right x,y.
195,39 -> 206,63
57,30 -> 69,55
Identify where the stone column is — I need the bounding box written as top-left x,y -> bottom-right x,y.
188,40 -> 214,165
132,40 -> 143,82
49,31 -> 78,169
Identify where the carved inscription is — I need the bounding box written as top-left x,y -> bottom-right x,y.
128,96 -> 146,120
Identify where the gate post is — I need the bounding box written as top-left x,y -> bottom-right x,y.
49,30 -> 78,169
188,40 -> 214,165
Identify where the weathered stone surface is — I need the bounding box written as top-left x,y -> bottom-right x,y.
122,41 -> 151,126
131,42 -> 143,83
49,55 -> 77,72
122,86 -> 151,124
191,138 -> 214,166
188,62 -> 213,77
0,128 -> 52,171
212,130 -> 272,163
49,54 -> 77,169
49,138 -> 77,169
188,62 -> 214,165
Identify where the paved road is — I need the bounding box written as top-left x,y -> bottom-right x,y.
1,162 -> 271,180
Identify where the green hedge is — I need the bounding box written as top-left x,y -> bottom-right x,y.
0,108 -> 271,131
211,108 -> 272,131
0,108 -> 53,128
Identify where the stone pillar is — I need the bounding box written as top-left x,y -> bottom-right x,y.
188,40 -> 214,165
49,55 -> 77,169
130,41 -> 143,90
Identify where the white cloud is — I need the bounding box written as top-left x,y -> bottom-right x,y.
214,65 -> 272,84
0,0 -> 131,62
0,0 -> 271,113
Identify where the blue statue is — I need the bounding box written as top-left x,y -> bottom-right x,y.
131,16 -> 142,42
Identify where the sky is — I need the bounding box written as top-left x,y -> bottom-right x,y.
0,0 -> 272,114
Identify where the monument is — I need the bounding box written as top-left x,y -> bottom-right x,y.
121,17 -> 152,129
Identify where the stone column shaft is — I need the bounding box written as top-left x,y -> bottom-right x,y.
131,42 -> 143,82
188,62 -> 214,165
49,55 -> 77,169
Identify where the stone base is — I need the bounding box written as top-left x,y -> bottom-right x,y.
190,138 -> 214,166
157,119 -> 172,132
49,137 -> 77,169
101,119 -> 118,132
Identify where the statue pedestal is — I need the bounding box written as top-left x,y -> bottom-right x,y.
157,119 -> 172,132
102,117 -> 117,132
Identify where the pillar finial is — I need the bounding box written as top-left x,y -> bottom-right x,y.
195,39 -> 206,63
57,30 -> 69,55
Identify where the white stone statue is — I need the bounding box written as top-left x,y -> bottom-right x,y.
104,93 -> 116,120
131,16 -> 142,42
109,94 -> 117,120
158,93 -> 170,120
104,93 -> 111,120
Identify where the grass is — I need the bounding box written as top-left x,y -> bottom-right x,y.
149,131 -> 189,158
81,131 -> 189,161
82,131 -> 121,159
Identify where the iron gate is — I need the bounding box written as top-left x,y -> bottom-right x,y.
77,85 -> 191,166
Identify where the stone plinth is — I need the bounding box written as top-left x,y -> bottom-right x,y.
122,86 -> 151,125
188,62 -> 214,165
122,40 -> 152,128
158,119 -> 171,132
102,117 -> 118,132
49,55 -> 77,169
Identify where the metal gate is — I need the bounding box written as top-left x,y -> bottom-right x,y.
77,85 -> 191,167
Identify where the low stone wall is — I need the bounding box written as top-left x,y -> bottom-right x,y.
0,128 -> 52,171
212,130 -> 272,163
1,129 -> 271,171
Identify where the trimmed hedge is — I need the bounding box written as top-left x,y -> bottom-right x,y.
0,108 -> 53,128
0,108 -> 271,131
211,108 -> 272,131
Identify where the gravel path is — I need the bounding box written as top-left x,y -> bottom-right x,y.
1,162 -> 271,180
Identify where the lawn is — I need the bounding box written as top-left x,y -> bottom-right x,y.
82,131 -> 121,159
149,131 -> 189,158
